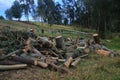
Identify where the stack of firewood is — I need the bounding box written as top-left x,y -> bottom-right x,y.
0,30 -> 87,73
0,27 -> 117,73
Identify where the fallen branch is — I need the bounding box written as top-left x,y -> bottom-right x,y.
11,56 -> 48,68
0,60 -> 21,65
0,64 -> 27,70
0,49 -> 24,60
71,57 -> 81,67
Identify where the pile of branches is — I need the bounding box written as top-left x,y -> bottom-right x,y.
0,27 -> 88,73
0,26 -> 29,53
0,27 -> 118,73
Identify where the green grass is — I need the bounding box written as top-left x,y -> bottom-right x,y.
103,36 -> 120,50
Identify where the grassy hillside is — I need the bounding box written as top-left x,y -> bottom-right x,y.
0,20 -> 120,80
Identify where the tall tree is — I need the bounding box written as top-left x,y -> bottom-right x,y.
53,2 -> 62,24
11,0 -> 22,20
19,0 -> 34,21
44,0 -> 56,25
37,0 -> 46,22
62,0 -> 76,25
31,4 -> 38,22
83,0 -> 113,38
37,0 -> 60,26
5,8 -> 13,20
0,15 -> 5,20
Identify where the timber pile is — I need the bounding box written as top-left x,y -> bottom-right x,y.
0,27 -> 117,73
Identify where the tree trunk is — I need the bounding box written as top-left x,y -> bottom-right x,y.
37,61 -> 48,68
11,56 -> 48,68
64,57 -> 73,68
93,33 -> 100,44
55,36 -> 65,49
11,56 -> 35,65
71,57 -> 81,67
0,64 -> 27,70
0,60 -> 21,65
96,49 -> 110,57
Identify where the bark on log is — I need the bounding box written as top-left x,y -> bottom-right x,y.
58,59 -> 66,62
96,49 -> 110,57
24,38 -> 37,53
0,60 -> 21,65
64,54 -> 88,68
71,57 -> 81,67
37,61 -> 48,68
11,56 -> 35,65
0,64 -> 27,70
37,37 -> 52,48
51,57 -> 59,60
11,56 -> 48,68
55,36 -> 65,49
0,49 -> 24,60
45,57 -> 57,64
64,57 -> 73,68
32,47 -> 42,56
49,50 -> 59,57
93,33 -> 100,44
79,54 -> 89,58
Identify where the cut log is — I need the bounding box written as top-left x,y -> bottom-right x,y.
71,57 -> 81,67
55,36 -> 65,49
96,49 -> 110,57
51,57 -> 59,60
64,54 -> 88,68
37,37 -> 52,48
45,57 -> 57,64
37,61 -> 48,68
79,54 -> 89,58
11,56 -> 47,68
49,50 -> 59,57
58,59 -> 66,62
0,49 -> 24,60
32,47 -> 42,56
0,64 -> 27,70
93,33 -> 100,44
24,38 -> 38,53
64,57 -> 73,68
0,60 -> 21,65
11,56 -> 35,65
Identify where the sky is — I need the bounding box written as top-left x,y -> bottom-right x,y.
0,0 -> 62,21
0,0 -> 13,18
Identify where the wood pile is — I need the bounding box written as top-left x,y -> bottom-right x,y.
0,27 -> 117,73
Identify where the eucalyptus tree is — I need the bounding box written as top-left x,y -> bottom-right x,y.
37,0 -> 46,22
5,8 -> 13,20
19,0 -> 34,21
62,0 -> 76,25
11,0 -> 22,20
54,2 -> 62,24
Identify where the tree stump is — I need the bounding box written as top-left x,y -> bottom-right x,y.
55,36 -> 65,49
93,33 -> 100,44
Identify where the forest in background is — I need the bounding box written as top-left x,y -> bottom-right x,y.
2,0 -> 120,38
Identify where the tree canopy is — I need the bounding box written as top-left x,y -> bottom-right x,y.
4,0 -> 120,38
11,0 -> 22,20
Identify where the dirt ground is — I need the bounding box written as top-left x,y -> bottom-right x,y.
0,66 -> 51,80
0,65 -> 68,80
